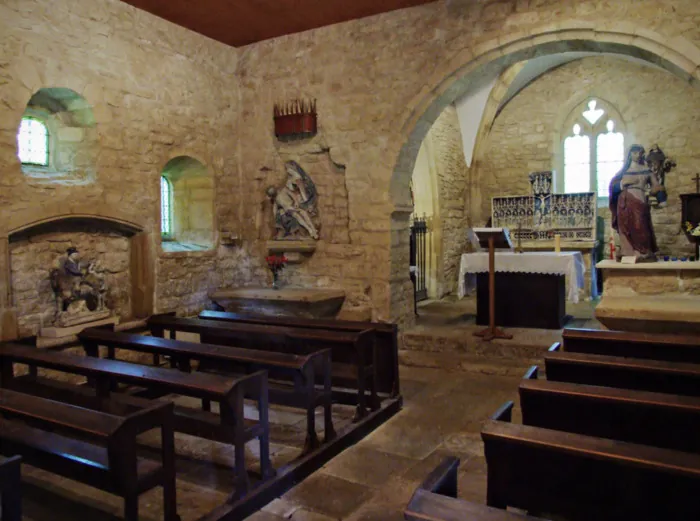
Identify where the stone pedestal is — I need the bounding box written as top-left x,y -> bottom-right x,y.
209,288 -> 346,318
40,315 -> 118,338
520,240 -> 598,300
596,260 -> 700,333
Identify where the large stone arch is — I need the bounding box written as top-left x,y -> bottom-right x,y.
388,22 -> 700,325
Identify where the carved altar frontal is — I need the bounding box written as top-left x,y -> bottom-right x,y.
491,171 -> 596,241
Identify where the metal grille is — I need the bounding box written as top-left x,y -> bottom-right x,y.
410,216 -> 429,302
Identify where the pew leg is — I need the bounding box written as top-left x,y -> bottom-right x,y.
162,419 -> 180,521
323,400 -> 336,443
234,438 -> 251,499
321,355 -> 335,443
124,493 -> 139,521
2,464 -> 21,521
353,370 -> 367,422
301,369 -> 320,455
301,405 -> 320,456
369,375 -> 380,411
486,472 -> 508,510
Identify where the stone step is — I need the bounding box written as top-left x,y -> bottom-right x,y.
400,327 -> 557,360
399,349 -> 542,378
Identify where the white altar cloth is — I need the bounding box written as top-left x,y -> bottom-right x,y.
458,251 -> 586,303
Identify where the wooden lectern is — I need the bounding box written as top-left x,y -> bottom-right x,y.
471,227 -> 513,341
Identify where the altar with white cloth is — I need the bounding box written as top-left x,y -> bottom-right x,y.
458,251 -> 586,329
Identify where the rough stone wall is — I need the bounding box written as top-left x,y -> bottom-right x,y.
0,0 -> 239,321
475,56 -> 700,258
240,141 -> 372,312
10,227 -> 131,337
234,0 -> 700,324
426,106 -> 470,295
4,0 -> 700,327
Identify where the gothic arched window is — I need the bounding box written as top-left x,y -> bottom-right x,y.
160,176 -> 173,237
17,117 -> 49,166
563,99 -> 625,199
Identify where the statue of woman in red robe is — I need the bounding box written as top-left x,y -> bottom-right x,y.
609,145 -> 665,261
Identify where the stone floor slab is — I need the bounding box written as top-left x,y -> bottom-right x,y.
283,473 -> 374,519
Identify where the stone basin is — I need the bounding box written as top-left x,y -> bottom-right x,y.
209,287 -> 346,318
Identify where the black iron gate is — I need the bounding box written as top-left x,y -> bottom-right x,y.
410,216 -> 429,303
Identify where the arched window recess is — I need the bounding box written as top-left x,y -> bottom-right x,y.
561,99 -> 626,203
17,117 -> 49,166
160,176 -> 173,238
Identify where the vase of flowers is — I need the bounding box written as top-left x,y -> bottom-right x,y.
265,255 -> 288,290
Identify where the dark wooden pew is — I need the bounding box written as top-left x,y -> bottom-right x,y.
0,343 -> 271,497
482,401 -> 700,521
78,327 -> 334,453
545,345 -> 700,396
519,371 -> 700,453
0,388 -> 176,521
559,327 -> 700,363
199,309 -> 400,397
0,455 -> 22,521
404,456 -> 543,521
147,314 -> 378,419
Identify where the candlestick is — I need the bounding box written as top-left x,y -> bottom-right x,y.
554,234 -> 561,253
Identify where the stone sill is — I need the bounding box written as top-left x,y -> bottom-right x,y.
210,287 -> 345,304
36,318 -> 147,349
596,296 -> 700,321
160,242 -> 216,258
597,260 -> 700,271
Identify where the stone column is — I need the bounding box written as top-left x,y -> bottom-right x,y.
390,207 -> 416,328
130,231 -> 155,318
0,236 -> 18,340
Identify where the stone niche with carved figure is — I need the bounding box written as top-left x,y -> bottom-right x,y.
1,207 -> 155,344
43,245 -> 119,337
266,160 -> 320,263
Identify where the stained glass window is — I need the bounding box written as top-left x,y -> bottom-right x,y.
564,124 -> 591,193
596,120 -> 625,198
563,100 -> 625,198
17,117 -> 49,166
161,176 -> 172,237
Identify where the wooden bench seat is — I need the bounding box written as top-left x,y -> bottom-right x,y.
199,310 -> 400,397
0,455 -> 22,521
519,373 -> 700,453
545,346 -> 700,396
0,388 -> 176,521
0,343 -> 272,497
559,328 -> 700,363
78,327 -> 334,454
148,314 -> 378,419
482,402 -> 700,521
404,457 -> 543,521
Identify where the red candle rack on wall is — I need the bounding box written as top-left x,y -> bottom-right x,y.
273,99 -> 317,140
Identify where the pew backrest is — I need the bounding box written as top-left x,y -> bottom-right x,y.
405,456 -> 546,521
197,310 -> 400,396
0,342 -> 254,402
519,378 -> 700,453
562,328 -> 700,363
544,350 -> 700,396
482,414 -> 700,521
78,328 -> 316,371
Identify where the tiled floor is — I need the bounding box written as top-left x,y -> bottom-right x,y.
247,365 -> 524,521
